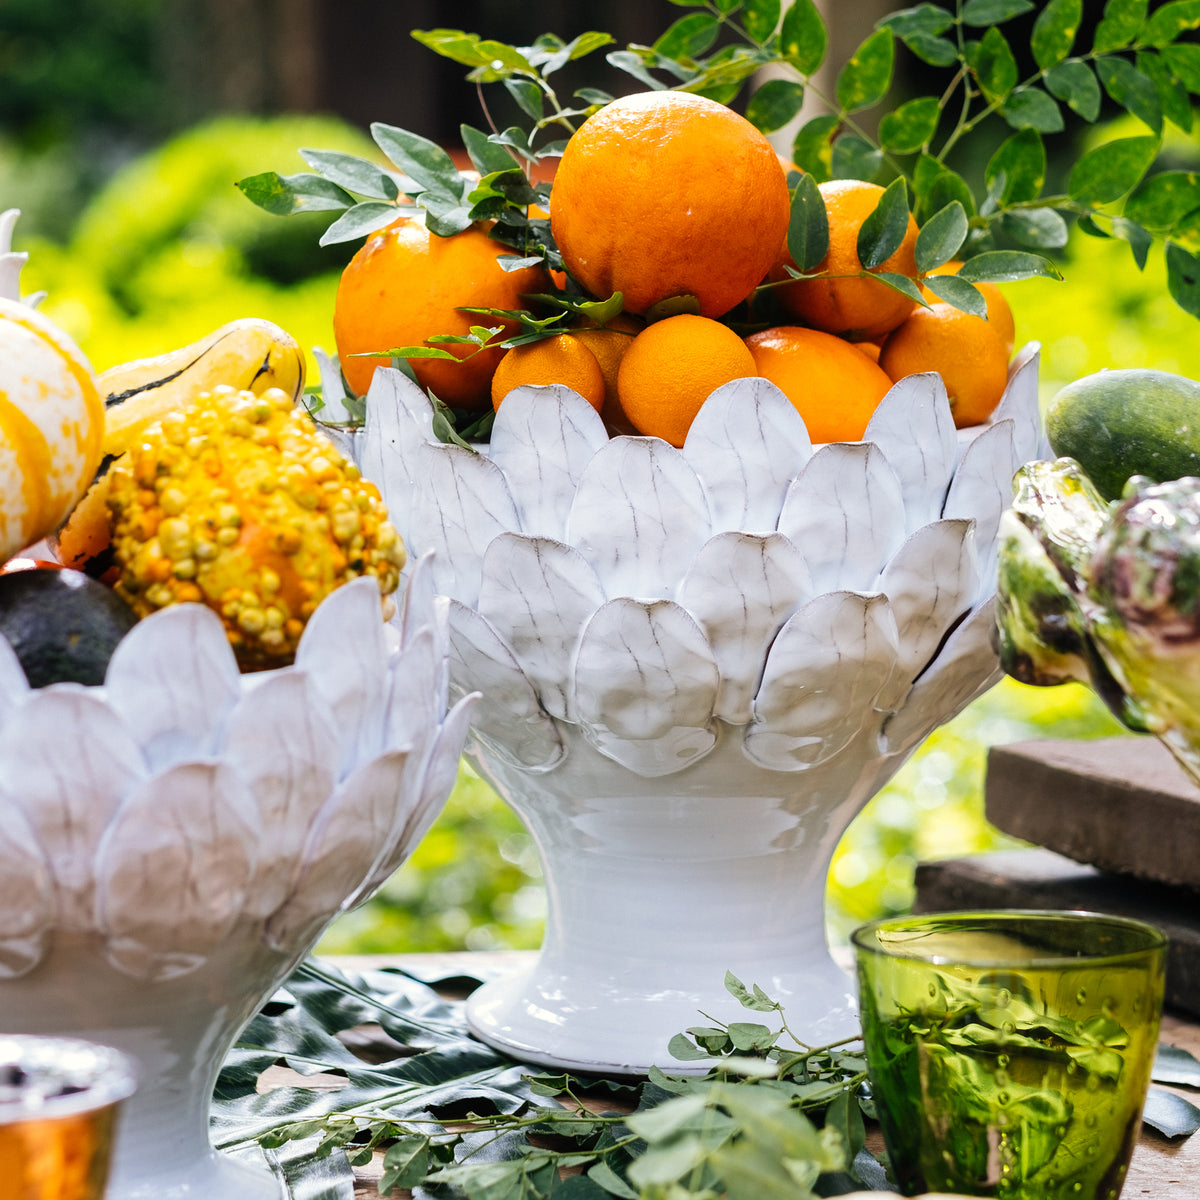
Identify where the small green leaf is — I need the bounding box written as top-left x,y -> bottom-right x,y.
587,1160 -> 639,1200
836,27 -> 895,112
1111,215 -> 1153,268
903,34 -> 959,66
654,13 -> 720,59
743,0 -> 784,45
724,969 -> 780,1011
379,1137 -> 430,1191
1031,0 -> 1081,69
878,3 -> 954,37
962,0 -> 1034,24
957,250 -> 1062,282
420,192 -> 474,237
858,177 -> 912,269
503,78 -> 544,121
298,149 -> 403,200
831,134 -> 884,181
1142,0 -> 1200,47
1001,87 -> 1064,132
913,155 -> 976,221
461,125 -> 521,177
534,30 -> 614,76
779,0 -> 827,75
317,201 -> 402,245
605,50 -> 671,91
667,1032 -> 712,1061
915,201 -> 969,272
410,29 -> 533,76
924,273 -> 989,317
1092,0 -> 1147,52
1067,135 -> 1159,204
727,1022 -> 778,1051
1167,238 -> 1200,316
986,128 -> 1046,204
788,172 -> 830,271
1043,60 -> 1102,122
235,171 -> 355,216
1162,42 -> 1200,92
792,114 -> 839,182
747,79 -> 806,133
971,28 -> 1019,103
879,95 -> 940,153
872,271 -> 927,304
371,122 -> 463,196
1000,207 -> 1070,248
1137,51 -> 1193,132
1097,57 -> 1163,132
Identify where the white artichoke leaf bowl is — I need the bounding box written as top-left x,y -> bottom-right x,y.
0,567 -> 474,1200
356,348 -> 1047,1076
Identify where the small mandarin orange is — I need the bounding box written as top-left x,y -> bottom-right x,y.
771,179 -> 920,342
570,314 -> 644,434
879,301 -> 1010,429
744,325 -> 894,443
921,261 -> 1016,354
333,217 -> 549,406
491,334 -> 605,412
616,314 -> 757,447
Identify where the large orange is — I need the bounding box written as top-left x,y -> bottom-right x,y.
550,91 -> 790,319
491,334 -> 605,412
744,326 -> 894,443
333,217 -> 550,406
879,302 -> 1010,429
616,314 -> 757,447
772,179 -> 919,342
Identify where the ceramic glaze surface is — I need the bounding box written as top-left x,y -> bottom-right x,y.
0,567 -> 472,1200
360,355 -> 1047,1072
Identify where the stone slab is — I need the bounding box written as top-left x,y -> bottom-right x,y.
985,737 -> 1200,891
914,847 -> 1200,1019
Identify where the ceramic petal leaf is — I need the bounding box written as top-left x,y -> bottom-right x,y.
877,518 -> 979,685
864,373 -> 957,531
992,343 -> 1047,464
488,386 -> 609,539
383,624 -> 445,757
354,691 -> 476,905
746,591 -> 901,770
682,378 -> 813,534
678,532 -> 812,725
0,635 -> 29,724
567,438 -> 711,600
880,598 -> 1002,756
265,750 -> 409,952
942,418 -> 1019,601
393,550 -> 443,650
447,600 -> 564,771
411,442 -> 522,605
0,689 -> 146,931
0,800 -> 54,978
221,670 -> 341,917
294,576 -> 389,775
573,598 -> 719,776
104,604 -> 241,771
95,760 -> 258,981
478,533 -> 606,721
357,367 -> 437,543
778,443 -> 906,592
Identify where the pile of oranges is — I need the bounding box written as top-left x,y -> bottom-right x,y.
333,90 -> 1015,447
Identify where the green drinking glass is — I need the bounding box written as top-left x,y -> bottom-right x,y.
852,910 -> 1167,1200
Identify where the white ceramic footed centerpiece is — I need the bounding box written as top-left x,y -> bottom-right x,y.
358,352 -> 1046,1074
0,567 -> 472,1200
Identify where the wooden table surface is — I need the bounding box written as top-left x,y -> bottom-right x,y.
323,953 -> 1200,1199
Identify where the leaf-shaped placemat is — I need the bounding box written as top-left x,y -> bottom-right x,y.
1142,1087 -> 1200,1140
1154,1042 -> 1200,1089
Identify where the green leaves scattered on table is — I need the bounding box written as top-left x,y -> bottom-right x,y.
213,961 -> 878,1199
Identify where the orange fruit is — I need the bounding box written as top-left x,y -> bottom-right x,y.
491,334 -> 605,412
921,261 -> 1016,354
879,302 -> 1010,429
333,217 -> 550,406
771,179 -> 920,342
550,91 -> 790,319
744,326 -> 894,443
616,314 -> 757,447
570,313 -> 644,434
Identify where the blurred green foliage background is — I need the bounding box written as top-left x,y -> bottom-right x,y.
8,4 -> 1200,958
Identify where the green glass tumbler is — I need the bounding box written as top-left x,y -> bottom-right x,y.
852,910 -> 1167,1200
